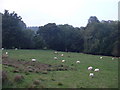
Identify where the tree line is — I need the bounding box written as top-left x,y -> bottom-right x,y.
2,10 -> 120,57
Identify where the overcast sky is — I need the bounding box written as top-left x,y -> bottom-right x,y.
0,0 -> 119,27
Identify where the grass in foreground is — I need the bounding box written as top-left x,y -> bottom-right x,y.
2,49 -> 118,88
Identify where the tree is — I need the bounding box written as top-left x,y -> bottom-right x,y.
37,23 -> 62,50
33,35 -> 46,49
2,11 -> 119,57
88,16 -> 100,24
21,29 -> 35,49
2,10 -> 26,49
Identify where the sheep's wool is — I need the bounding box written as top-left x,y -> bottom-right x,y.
89,73 -> 94,77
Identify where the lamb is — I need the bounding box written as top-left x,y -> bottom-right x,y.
76,61 -> 80,63
54,57 -> 58,60
5,52 -> 8,55
61,54 -> 64,57
62,60 -> 65,63
94,68 -> 99,72
32,59 -> 36,62
15,48 -> 18,50
100,56 -> 103,59
89,73 -> 94,78
54,51 -> 58,54
88,66 -> 93,71
112,57 -> 114,60
2,48 -> 4,50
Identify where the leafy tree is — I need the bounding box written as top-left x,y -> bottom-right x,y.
2,10 -> 26,49
37,23 -> 62,50
21,29 -> 35,49
2,11 -> 119,57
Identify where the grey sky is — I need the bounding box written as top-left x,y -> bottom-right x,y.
0,0 -> 119,27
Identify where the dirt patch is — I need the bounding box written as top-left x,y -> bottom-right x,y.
2,56 -> 74,73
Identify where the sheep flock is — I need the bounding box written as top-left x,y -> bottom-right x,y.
2,49 -> 118,79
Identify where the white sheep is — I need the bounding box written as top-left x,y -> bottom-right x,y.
2,48 -> 4,50
76,61 -> 80,63
61,54 -> 64,57
54,51 -> 58,54
100,56 -> 103,59
112,57 -> 114,60
88,66 -> 93,71
94,68 -> 99,72
89,73 -> 94,78
62,60 -> 65,63
15,48 -> 18,50
6,52 -> 8,55
32,59 -> 36,62
54,57 -> 58,60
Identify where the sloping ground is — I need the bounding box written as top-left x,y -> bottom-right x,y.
2,55 -> 74,73
2,50 -> 118,88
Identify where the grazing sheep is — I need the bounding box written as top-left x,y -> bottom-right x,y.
54,57 -> 58,60
5,52 -> 8,55
88,66 -> 93,71
62,60 -> 65,63
100,56 -> 103,59
54,51 -> 58,54
89,73 -> 94,78
61,54 -> 64,57
76,61 -> 80,63
15,48 -> 18,50
112,58 -> 114,60
32,59 -> 36,62
94,68 -> 99,72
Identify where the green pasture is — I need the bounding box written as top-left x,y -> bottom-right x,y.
2,49 -> 118,88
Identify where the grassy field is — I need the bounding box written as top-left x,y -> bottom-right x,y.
2,49 -> 118,88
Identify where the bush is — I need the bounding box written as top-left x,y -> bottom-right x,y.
58,82 -> 63,86
25,71 -> 30,75
13,70 -> 19,73
2,71 -> 8,84
33,80 -> 40,85
29,84 -> 37,88
14,75 -> 24,82
51,78 -> 55,81
41,71 -> 48,74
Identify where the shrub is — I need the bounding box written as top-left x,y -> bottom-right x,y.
51,78 -> 55,81
28,68 -> 33,72
13,70 -> 19,73
41,71 -> 48,74
35,70 -> 39,73
29,84 -> 37,88
33,80 -> 40,85
14,75 -> 24,82
25,71 -> 30,75
58,82 -> 63,86
2,71 -> 8,84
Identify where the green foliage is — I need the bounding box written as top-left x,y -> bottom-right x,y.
2,10 -> 119,56
2,10 -> 26,48
21,29 -> 35,49
84,20 -> 118,56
